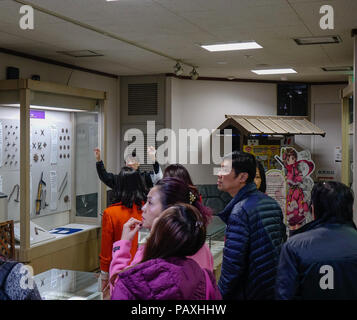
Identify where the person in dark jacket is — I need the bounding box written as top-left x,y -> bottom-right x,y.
94,146 -> 162,194
0,257 -> 41,300
217,151 -> 286,300
275,181 -> 357,300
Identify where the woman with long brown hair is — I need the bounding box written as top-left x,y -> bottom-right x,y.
111,203 -> 221,300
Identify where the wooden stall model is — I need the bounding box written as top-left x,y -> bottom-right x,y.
217,114 -> 326,231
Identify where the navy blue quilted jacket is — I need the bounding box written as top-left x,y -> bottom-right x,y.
275,218 -> 357,300
218,182 -> 286,300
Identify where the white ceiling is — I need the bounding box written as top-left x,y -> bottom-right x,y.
0,0 -> 356,81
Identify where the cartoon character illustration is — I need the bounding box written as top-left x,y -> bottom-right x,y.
275,147 -> 315,229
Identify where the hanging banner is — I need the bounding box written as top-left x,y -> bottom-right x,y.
274,147 -> 315,231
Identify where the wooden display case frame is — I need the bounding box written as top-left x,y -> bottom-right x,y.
0,79 -> 107,273
341,80 -> 353,186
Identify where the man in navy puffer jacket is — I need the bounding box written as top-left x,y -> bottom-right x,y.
217,151 -> 286,300
276,181 -> 357,300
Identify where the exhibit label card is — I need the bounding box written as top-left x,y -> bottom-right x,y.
50,170 -> 58,210
50,127 -> 58,165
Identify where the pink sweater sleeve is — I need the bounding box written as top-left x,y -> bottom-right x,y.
188,243 -> 214,271
109,240 -> 145,295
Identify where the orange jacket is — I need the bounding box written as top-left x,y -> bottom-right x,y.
99,202 -> 143,272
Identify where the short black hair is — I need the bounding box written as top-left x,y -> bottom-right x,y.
311,181 -> 354,224
224,151 -> 256,184
256,161 -> 267,193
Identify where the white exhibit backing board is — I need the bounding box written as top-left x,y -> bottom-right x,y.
0,107 -> 72,222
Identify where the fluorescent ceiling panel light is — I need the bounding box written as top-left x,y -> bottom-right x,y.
0,104 -> 93,112
293,35 -> 341,45
251,68 -> 297,75
31,105 -> 91,112
201,42 -> 262,52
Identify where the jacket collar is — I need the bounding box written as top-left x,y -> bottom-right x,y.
218,182 -> 257,223
290,217 -> 357,236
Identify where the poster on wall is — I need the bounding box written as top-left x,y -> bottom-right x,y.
243,145 -> 281,171
274,147 -> 315,231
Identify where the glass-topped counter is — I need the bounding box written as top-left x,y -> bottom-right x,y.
33,268 -> 102,300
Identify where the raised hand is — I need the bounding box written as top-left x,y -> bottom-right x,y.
94,148 -> 101,162
121,218 -> 143,242
147,145 -> 156,163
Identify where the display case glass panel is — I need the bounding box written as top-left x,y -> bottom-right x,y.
0,105 -> 101,244
75,112 -> 99,218
33,268 -> 102,300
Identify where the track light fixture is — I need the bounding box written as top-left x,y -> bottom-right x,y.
189,67 -> 199,80
174,62 -> 184,76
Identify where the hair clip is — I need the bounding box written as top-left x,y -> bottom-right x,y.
195,221 -> 203,228
189,191 -> 196,205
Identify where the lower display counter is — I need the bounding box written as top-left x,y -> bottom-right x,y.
33,268 -> 102,300
15,224 -> 101,275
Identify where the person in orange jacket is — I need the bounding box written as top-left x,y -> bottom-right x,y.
99,166 -> 147,296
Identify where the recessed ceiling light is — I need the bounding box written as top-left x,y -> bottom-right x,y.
251,68 -> 297,75
201,41 -> 262,52
322,66 -> 353,72
293,35 -> 342,45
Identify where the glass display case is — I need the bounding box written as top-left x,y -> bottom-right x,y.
0,79 -> 107,273
33,268 -> 102,300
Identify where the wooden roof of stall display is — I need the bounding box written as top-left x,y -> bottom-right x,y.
218,115 -> 326,137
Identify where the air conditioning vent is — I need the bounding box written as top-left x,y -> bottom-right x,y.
57,50 -> 104,58
322,66 -> 353,72
128,83 -> 158,115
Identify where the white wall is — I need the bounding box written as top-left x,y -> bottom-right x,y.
167,78 -> 345,185
0,52 -> 119,173
168,77 -> 277,184
310,84 -> 345,182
